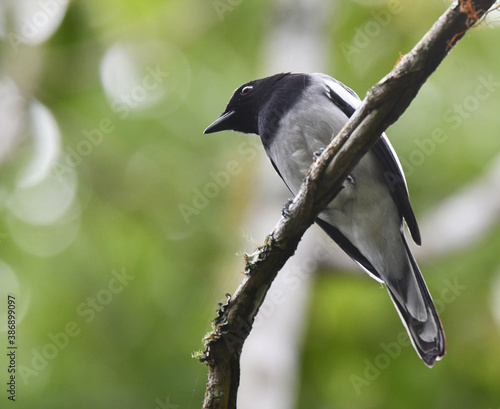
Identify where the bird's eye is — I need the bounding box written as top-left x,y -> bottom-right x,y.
240,85 -> 253,95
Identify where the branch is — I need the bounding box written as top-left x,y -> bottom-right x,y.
199,1 -> 496,408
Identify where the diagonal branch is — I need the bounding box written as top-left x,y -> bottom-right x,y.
199,1 -> 496,408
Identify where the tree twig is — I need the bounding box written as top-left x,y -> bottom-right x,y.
199,1 -> 496,408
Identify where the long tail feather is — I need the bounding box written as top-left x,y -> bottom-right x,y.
386,237 -> 446,367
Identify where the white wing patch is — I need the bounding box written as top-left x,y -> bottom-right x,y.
313,72 -> 362,110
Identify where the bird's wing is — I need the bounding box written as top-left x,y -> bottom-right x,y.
315,217 -> 382,281
269,153 -> 382,281
319,74 -> 421,245
371,136 -> 421,245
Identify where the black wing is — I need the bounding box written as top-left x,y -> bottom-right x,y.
315,217 -> 381,280
325,80 -> 421,245
371,137 -> 421,245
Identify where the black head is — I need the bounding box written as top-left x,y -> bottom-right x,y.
204,73 -> 292,135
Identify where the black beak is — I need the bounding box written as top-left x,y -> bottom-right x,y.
204,110 -> 235,134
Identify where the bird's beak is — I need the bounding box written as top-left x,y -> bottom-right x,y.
204,110 -> 235,134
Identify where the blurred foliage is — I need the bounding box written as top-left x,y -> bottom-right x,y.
1,0 -> 500,408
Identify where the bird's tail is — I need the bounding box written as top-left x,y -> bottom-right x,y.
385,238 -> 446,367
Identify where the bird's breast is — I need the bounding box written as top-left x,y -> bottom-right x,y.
267,99 -> 348,195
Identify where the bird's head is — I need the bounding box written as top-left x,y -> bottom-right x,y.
204,73 -> 290,136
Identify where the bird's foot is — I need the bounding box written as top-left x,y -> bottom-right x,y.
282,198 -> 294,217
312,148 -> 325,162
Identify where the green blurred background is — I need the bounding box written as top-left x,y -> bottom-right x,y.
1,0 -> 500,408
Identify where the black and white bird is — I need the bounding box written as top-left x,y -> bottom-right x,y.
204,72 -> 445,367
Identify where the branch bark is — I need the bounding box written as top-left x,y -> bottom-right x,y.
199,2 -> 496,408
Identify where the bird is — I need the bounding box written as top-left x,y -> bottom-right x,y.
204,72 -> 445,367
